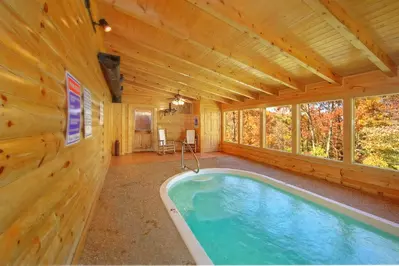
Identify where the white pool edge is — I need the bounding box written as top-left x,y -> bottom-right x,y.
160,168 -> 399,265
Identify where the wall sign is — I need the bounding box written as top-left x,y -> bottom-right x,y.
65,71 -> 81,146
83,87 -> 92,138
99,101 -> 104,125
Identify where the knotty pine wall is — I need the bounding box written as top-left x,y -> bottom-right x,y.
111,101 -> 200,155
0,0 -> 112,264
222,71 -> 399,200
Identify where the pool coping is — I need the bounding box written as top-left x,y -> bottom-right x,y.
160,168 -> 399,265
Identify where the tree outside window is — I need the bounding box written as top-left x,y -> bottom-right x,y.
300,100 -> 343,161
354,93 -> 399,170
265,106 -> 292,152
242,109 -> 261,147
224,111 -> 238,143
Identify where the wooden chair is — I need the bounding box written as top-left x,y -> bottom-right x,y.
158,128 -> 176,155
185,129 -> 197,153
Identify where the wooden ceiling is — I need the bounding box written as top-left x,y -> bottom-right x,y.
98,0 -> 399,105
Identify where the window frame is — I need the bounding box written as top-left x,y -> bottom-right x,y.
264,104 -> 293,153
221,89 -> 398,173
240,108 -> 262,147
352,92 -> 399,171
298,98 -> 345,162
223,110 -> 239,144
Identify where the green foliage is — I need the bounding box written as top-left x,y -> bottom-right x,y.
363,154 -> 389,169
355,94 -> 399,171
310,145 -> 328,158
266,106 -> 292,152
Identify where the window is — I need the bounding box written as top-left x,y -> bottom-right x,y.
224,111 -> 239,143
241,109 -> 261,147
354,93 -> 399,170
265,106 -> 292,152
135,110 -> 152,132
300,100 -> 343,161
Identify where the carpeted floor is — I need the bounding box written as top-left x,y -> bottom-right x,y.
79,153 -> 399,265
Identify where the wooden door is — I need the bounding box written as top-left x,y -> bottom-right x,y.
133,110 -> 153,151
202,108 -> 221,152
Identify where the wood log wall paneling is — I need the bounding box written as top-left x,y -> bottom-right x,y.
0,0 -> 112,264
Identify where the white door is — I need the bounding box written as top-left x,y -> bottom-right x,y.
202,108 -> 221,152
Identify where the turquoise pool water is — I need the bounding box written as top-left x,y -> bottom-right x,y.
168,173 -> 399,265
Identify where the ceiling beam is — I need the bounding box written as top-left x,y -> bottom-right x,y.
125,79 -> 197,99
121,58 -> 245,102
101,26 -> 279,97
99,0 -> 303,91
105,37 -> 259,99
186,0 -> 342,84
124,72 -> 233,104
125,79 -> 200,103
304,0 -> 397,77
124,69 -> 233,104
123,84 -> 195,104
123,83 -> 176,98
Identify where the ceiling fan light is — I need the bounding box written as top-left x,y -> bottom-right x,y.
172,99 -> 179,105
178,99 -> 185,105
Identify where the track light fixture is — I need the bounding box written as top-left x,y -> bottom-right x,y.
85,0 -> 111,33
95,18 -> 112,32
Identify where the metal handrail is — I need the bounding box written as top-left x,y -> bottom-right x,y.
181,141 -> 200,173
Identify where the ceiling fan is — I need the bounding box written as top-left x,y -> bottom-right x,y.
161,91 -> 192,116
167,90 -> 191,106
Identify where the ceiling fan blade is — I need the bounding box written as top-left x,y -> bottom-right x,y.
182,98 -> 193,103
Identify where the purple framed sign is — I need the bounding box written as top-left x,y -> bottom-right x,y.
65,71 -> 81,146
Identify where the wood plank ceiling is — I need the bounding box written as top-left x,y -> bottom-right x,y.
99,0 -> 399,104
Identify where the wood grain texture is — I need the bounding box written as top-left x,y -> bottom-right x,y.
0,0 -> 112,264
222,143 -> 399,199
186,0 -> 341,84
99,2 -> 283,96
304,0 -> 397,76
100,0 -> 305,91
111,101 -> 199,155
98,0 -> 399,98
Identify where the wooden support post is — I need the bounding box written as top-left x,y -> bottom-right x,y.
343,96 -> 354,164
221,111 -> 225,143
238,110 -> 242,145
261,108 -> 266,149
292,104 -> 300,155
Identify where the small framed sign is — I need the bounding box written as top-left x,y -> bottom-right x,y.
83,87 -> 92,138
65,71 -> 81,146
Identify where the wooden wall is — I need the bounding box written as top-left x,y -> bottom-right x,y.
221,70 -> 399,200
0,0 -> 112,264
111,101 -> 200,155
158,113 -> 197,143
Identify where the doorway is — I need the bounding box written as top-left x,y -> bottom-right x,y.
133,110 -> 153,151
202,107 -> 221,152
